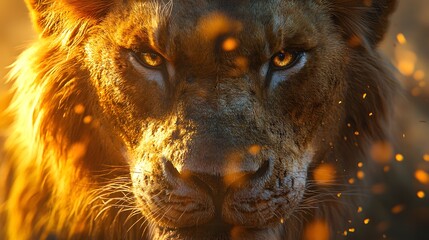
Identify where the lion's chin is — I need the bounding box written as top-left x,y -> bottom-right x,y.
152,224 -> 284,240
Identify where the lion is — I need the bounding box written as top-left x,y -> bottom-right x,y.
0,0 -> 398,239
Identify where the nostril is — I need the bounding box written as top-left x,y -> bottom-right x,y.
161,158 -> 182,186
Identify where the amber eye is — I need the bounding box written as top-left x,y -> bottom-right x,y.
137,52 -> 164,68
271,50 -> 299,69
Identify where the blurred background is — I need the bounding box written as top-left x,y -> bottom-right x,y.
0,0 -> 428,239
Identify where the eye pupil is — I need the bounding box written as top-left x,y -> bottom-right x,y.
271,50 -> 297,69
139,52 -> 163,68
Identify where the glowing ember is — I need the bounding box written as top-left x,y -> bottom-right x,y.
303,220 -> 330,240
354,131 -> 360,136
74,104 -> 85,114
417,191 -> 426,199
83,115 -> 93,124
357,207 -> 363,213
364,218 -> 370,224
349,228 -> 355,233
395,154 -> 404,162
313,164 -> 336,186
369,112 -> 373,117
384,166 -> 391,172
396,33 -> 407,44
358,162 -> 363,168
222,37 -> 239,51
424,154 -> 429,162
415,170 -> 429,184
396,50 -> 417,76
370,141 -> 394,164
248,144 -> 261,156
414,70 -> 425,81
362,93 -> 367,99
391,205 -> 404,214
357,171 -> 365,180
337,193 -> 342,198
348,178 -> 355,184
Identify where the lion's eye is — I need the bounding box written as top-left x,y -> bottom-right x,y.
271,50 -> 300,69
137,52 -> 164,68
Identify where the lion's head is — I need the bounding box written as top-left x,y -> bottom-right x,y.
2,0 -> 398,239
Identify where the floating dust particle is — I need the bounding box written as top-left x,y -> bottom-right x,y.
363,0 -> 372,7
370,141 -> 393,164
423,154 -> 429,162
248,144 -> 261,156
397,50 -> 417,76
230,226 -> 246,239
347,123 -> 351,128
337,193 -> 342,198
391,204 -> 404,214
414,70 -> 425,81
395,154 -> 404,162
369,112 -> 373,117
358,162 -> 363,168
74,104 -> 85,114
234,56 -> 249,73
354,131 -> 360,136
417,191 -> 426,199
280,218 -> 284,224
415,170 -> 429,184
347,35 -> 362,48
384,166 -> 391,172
371,183 -> 386,194
348,228 -> 355,233
362,93 -> 367,99
313,164 -> 336,186
364,218 -> 370,224
402,133 -> 406,138
357,206 -> 363,213
338,100 -> 342,104
303,219 -> 330,240
83,115 -> 93,124
197,12 -> 242,41
357,171 -> 365,180
396,33 -> 407,44
411,87 -> 421,97
69,142 -> 88,160
222,37 -> 239,51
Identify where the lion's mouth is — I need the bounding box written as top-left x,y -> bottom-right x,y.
132,157 -> 306,232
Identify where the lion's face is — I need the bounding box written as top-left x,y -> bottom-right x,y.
83,1 -> 346,237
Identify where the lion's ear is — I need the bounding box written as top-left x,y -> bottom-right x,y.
25,0 -> 116,34
330,0 -> 397,47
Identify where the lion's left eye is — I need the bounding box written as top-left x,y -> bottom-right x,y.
271,50 -> 301,69
136,52 -> 164,68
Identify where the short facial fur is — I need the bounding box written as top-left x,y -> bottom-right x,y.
1,0 -> 397,239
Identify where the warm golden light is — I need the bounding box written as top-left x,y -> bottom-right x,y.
417,191 -> 426,199
415,170 -> 429,184
395,154 -> 404,162
313,164 -> 336,186
396,33 -> 407,44
303,220 -> 330,240
370,141 -> 394,164
222,37 -> 239,51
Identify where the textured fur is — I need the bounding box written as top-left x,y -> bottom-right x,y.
1,0 -> 397,239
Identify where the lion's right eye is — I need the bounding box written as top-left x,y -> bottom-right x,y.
135,52 -> 164,69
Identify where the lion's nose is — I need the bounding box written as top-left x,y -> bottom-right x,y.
162,158 -> 272,196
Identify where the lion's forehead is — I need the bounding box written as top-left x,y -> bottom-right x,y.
113,0 -> 323,61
